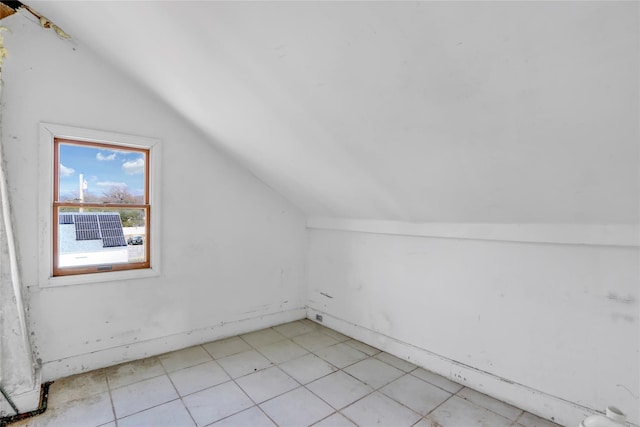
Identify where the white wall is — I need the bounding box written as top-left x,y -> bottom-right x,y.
0,153 -> 38,415
0,14 -> 307,380
30,2 -> 639,224
1,8 -> 637,426
307,223 -> 639,426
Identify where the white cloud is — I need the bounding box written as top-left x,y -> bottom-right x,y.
96,181 -> 127,188
96,152 -> 116,161
122,158 -> 144,175
59,163 -> 75,177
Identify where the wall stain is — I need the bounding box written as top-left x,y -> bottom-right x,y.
611,313 -> 636,323
607,293 -> 636,305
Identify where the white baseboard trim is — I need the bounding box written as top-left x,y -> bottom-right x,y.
41,307 -> 306,381
306,308 -> 633,427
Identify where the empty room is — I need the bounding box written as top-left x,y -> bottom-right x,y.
0,1 -> 637,426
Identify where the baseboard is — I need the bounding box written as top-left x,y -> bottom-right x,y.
306,307 -> 630,427
41,307 -> 306,381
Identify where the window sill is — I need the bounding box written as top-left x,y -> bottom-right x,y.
40,266 -> 160,288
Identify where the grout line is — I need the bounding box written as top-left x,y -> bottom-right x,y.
416,388 -> 458,424
103,350 -> 219,423
103,370 -> 119,427
208,334 -> 281,426
299,347 -> 405,425
310,307 -> 589,425
243,331 -> 353,425
335,368 -> 425,422
158,352 -> 199,427
113,396 -> 185,423
49,323 -> 560,427
453,387 -> 526,423
105,355 -> 166,384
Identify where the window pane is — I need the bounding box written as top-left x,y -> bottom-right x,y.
57,207 -> 147,268
58,143 -> 146,204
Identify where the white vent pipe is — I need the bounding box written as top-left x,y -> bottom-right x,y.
579,407 -> 627,427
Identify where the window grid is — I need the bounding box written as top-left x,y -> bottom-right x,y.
53,138 -> 151,276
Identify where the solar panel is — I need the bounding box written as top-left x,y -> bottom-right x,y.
74,214 -> 100,240
59,214 -> 74,224
98,214 -> 127,247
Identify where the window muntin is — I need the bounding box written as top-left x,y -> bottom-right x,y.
53,138 -> 150,276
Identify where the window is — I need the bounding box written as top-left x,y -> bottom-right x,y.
39,124 -> 160,285
54,139 -> 150,276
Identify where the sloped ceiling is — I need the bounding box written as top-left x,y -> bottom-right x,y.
27,1 -> 639,223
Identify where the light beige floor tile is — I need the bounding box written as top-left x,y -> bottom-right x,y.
260,387 -> 334,427
380,374 -> 451,415
343,358 -> 404,389
235,366 -> 299,403
111,375 -> 179,418
47,370 -> 109,406
241,328 -> 287,348
257,339 -> 308,364
292,331 -> 340,352
343,339 -> 381,356
105,357 -> 165,390
212,407 -> 276,427
517,411 -> 563,427
457,387 -> 523,421
411,368 -> 464,393
313,412 -> 357,427
168,360 -> 230,396
314,343 -> 368,369
182,381 -> 253,426
22,323 -> 553,427
374,352 -> 417,372
118,399 -> 195,427
319,328 -> 350,342
307,371 -> 373,410
300,319 -> 328,331
273,320 -> 317,338
216,350 -> 273,378
203,336 -> 252,360
341,392 -> 421,427
32,391 -> 113,427
158,346 -> 212,373
278,353 -> 338,384
6,419 -> 36,427
423,395 -> 513,427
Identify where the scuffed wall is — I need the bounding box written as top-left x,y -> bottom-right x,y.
0,12 -> 307,380
307,226 -> 639,426
0,139 -> 37,414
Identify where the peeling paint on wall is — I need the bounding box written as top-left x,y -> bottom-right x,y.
0,2 -> 70,39
0,1 -> 71,78
0,27 -> 8,69
607,292 -> 636,305
33,13 -> 69,39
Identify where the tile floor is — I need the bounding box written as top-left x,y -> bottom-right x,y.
10,320 -> 561,427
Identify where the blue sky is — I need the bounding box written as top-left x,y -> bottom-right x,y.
58,144 -> 145,199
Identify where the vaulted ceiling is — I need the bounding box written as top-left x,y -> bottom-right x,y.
27,1 -> 640,223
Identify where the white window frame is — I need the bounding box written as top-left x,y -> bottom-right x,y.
38,123 -> 161,287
